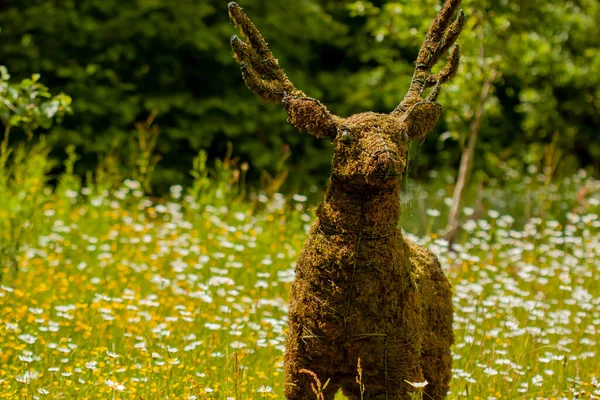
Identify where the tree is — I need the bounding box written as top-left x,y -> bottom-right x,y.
0,0 -> 598,191
354,0 -> 599,238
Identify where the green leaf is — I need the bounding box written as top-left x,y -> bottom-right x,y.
41,101 -> 60,119
8,115 -> 21,127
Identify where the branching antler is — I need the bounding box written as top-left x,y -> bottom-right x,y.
228,2 -> 339,139
228,2 -> 299,103
392,0 -> 466,116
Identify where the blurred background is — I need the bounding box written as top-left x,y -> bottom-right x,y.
0,0 -> 598,194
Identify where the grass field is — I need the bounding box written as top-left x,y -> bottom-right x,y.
1,145 -> 599,399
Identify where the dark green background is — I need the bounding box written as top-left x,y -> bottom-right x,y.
0,0 -> 598,191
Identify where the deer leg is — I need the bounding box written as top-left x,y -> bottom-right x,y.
420,278 -> 454,399
285,373 -> 341,400
411,245 -> 453,400
284,322 -> 341,399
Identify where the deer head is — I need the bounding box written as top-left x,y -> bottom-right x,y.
229,1 -> 465,189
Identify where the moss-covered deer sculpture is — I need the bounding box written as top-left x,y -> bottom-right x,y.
229,1 -> 465,398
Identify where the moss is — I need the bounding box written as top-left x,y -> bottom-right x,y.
285,184 -> 453,399
228,1 -> 465,398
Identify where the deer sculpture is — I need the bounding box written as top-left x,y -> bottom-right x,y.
228,1 -> 465,399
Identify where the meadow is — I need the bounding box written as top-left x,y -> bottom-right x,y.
0,143 -> 599,400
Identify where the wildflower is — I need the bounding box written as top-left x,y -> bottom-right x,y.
255,280 -> 269,288
426,209 -> 441,217
5,322 -> 19,331
404,380 -> 428,388
261,258 -> 273,265
291,193 -> 307,203
205,323 -> 221,330
105,380 -> 126,391
258,385 -> 273,393
15,374 -> 30,384
106,350 -> 119,358
18,334 -> 37,344
85,361 -> 98,370
230,341 -> 247,349
124,179 -> 140,189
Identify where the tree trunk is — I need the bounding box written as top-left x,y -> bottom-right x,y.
445,68 -> 498,245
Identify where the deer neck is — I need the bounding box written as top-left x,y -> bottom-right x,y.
315,176 -> 401,238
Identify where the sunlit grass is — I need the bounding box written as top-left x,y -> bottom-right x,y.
1,152 -> 599,399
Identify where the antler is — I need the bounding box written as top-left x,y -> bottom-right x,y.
228,2 -> 339,139
392,0 -> 466,116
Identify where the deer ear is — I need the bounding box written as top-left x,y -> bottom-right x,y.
283,96 -> 339,140
402,101 -> 442,141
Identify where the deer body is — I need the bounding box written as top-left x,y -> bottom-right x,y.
228,2 -> 465,398
285,112 -> 453,399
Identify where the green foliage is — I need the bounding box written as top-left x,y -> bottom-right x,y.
0,1 -> 598,189
128,112 -> 161,194
341,0 -> 600,177
0,139 -> 599,398
0,66 -> 71,136
0,69 -> 71,278
187,143 -> 248,211
0,138 -> 54,279
0,0 -> 344,187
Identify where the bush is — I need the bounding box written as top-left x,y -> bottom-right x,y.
0,67 -> 71,278
0,0 -> 598,190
